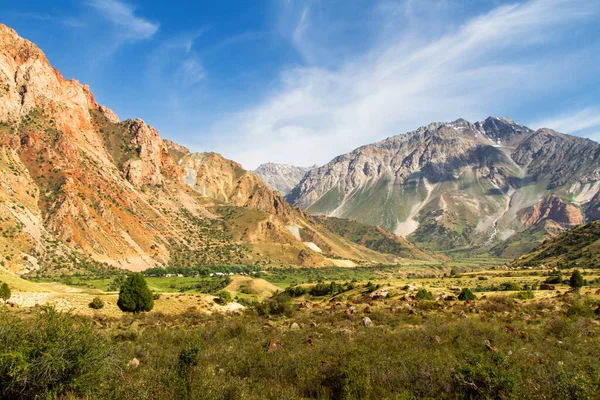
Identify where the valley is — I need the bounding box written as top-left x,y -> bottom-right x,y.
1,8 -> 600,399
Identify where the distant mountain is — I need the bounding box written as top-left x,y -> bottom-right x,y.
0,24 -> 434,274
287,117 -> 600,256
254,163 -> 313,196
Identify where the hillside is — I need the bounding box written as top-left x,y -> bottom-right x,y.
0,24 -> 433,275
287,117 -> 600,255
314,216 -> 437,261
510,220 -> 600,269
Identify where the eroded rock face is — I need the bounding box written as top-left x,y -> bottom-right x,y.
521,196 -> 583,227
180,152 -> 291,217
121,119 -> 182,187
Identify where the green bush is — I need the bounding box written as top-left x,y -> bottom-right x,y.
285,285 -> 308,297
89,297 -> 104,309
0,308 -> 109,398
458,288 -> 477,301
513,290 -> 535,300
545,273 -> 563,284
117,274 -> 154,313
0,282 -> 10,304
415,288 -> 434,300
500,282 -> 521,291
218,290 -> 232,304
252,293 -> 296,317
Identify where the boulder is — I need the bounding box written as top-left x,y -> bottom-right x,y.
362,317 -> 374,328
290,322 -> 300,330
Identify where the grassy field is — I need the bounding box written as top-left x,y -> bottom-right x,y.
3,265 -> 600,399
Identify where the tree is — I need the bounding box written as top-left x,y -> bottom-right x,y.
458,288 -> 477,301
0,282 -> 10,304
117,274 -> 154,313
569,269 -> 585,295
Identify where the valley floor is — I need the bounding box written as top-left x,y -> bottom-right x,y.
3,267 -> 600,399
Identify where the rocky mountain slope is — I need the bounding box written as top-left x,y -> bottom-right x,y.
287,117 -> 600,256
510,219 -> 600,269
0,24 -> 431,275
254,163 -> 312,196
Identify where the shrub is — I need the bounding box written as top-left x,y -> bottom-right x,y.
458,288 -> 477,301
500,282 -> 521,291
566,296 -> 596,317
117,274 -> 154,313
415,288 -> 434,300
569,270 -> 585,294
89,297 -> 104,309
310,282 -> 332,296
218,290 -> 232,304
285,285 -> 308,297
513,290 -> 534,300
545,272 -> 563,284
152,292 -> 161,300
0,282 -> 10,304
253,293 -> 296,317
0,308 -> 109,398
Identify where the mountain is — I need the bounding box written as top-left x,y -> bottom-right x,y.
0,24 -> 433,275
287,117 -> 600,256
510,220 -> 600,269
254,163 -> 312,196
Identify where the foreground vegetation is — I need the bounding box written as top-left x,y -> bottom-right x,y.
3,283 -> 600,399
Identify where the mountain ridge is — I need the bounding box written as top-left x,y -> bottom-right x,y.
0,24 -> 439,275
286,116 -> 600,255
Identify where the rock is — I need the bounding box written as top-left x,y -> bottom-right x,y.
290,322 -> 300,330
127,358 -> 140,369
267,338 -> 282,353
254,163 -> 313,197
363,306 -> 372,314
310,321 -> 318,328
98,104 -> 119,123
362,317 -> 374,328
540,284 -> 555,290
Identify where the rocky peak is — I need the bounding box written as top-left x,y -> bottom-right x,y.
181,153 -> 291,217
163,139 -> 190,161
97,105 -> 119,123
476,117 -> 532,146
254,162 -> 313,196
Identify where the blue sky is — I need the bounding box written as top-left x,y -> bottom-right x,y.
2,0 -> 600,169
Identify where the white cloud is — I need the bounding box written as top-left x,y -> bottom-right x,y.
204,0 -> 600,169
87,0 -> 158,41
530,106 -> 600,134
148,30 -> 209,89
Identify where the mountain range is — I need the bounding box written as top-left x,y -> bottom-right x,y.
1,22 -> 597,277
0,24 -> 429,275
281,117 -> 600,256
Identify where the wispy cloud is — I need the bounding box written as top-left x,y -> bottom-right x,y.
7,11 -> 86,28
204,0 -> 600,169
147,29 -> 210,98
531,106 -> 600,136
87,0 -> 158,42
